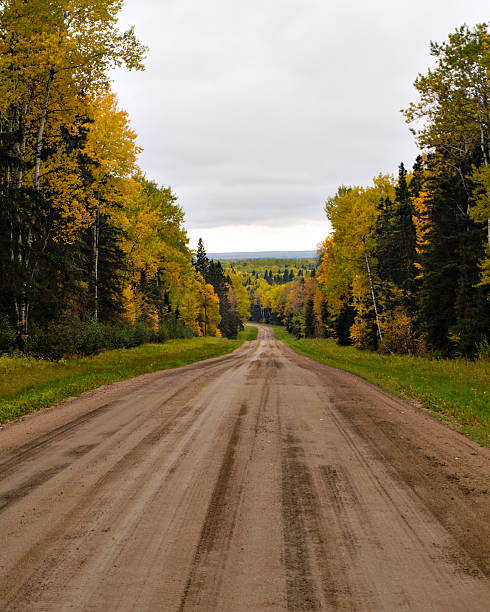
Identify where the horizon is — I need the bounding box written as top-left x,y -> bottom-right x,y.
186,221 -> 329,254
207,249 -> 318,260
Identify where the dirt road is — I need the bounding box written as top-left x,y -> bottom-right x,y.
0,326 -> 488,610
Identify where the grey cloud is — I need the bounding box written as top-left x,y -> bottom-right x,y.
112,0 -> 488,239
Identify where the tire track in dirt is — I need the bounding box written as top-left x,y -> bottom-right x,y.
0,401 -> 117,475
0,355 -> 253,610
288,347 -> 490,578
275,338 -> 489,610
179,342 -> 276,611
0,325 -> 488,610
0,354 -> 248,519
0,344 -> 249,469
0,402 -> 197,609
178,401 -> 248,611
280,429 -> 321,611
280,427 -> 355,611
0,463 -> 70,513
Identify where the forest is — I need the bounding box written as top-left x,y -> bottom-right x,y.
0,5 -> 487,362
246,23 -> 489,358
0,0 -> 247,358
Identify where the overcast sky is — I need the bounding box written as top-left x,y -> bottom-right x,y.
111,1 -> 488,252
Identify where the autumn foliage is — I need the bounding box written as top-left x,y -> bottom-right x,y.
0,0 -> 243,354
246,23 -> 489,358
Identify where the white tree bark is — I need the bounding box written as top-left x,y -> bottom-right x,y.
364,248 -> 383,342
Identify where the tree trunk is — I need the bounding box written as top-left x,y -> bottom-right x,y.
34,68 -> 55,190
5,103 -> 29,336
11,69 -> 55,338
478,112 -> 489,243
364,248 -> 383,342
93,211 -> 100,321
204,292 -> 207,336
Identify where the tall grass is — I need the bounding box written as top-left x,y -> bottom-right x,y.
0,326 -> 258,425
273,326 -> 489,446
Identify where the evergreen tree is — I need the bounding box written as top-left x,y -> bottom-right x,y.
409,155 -> 424,199
418,152 -> 489,355
304,298 -> 315,338
333,299 -> 355,346
194,248 -> 240,339
195,238 -> 209,278
375,163 -> 417,307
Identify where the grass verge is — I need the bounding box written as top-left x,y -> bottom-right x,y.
272,325 -> 489,446
0,326 -> 258,426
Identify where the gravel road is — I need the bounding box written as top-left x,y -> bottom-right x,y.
0,325 -> 488,610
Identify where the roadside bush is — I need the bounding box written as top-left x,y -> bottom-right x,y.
0,317 -> 16,353
25,320 -> 158,360
26,323 -> 76,359
158,317 -> 193,341
350,314 -> 378,351
477,336 -> 490,360
131,320 -> 157,346
77,319 -> 108,355
381,307 -> 418,355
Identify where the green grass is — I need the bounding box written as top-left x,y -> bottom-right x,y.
0,326 -> 258,425
272,325 -> 489,446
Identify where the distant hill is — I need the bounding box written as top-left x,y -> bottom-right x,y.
208,250 -> 317,260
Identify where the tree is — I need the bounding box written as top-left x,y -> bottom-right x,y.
229,271 -> 251,323
304,297 -> 315,338
322,176 -> 396,347
404,23 -> 490,353
82,90 -> 141,320
0,0 -> 146,335
374,163 -> 417,310
470,165 -> 490,285
192,241 -> 240,338
416,153 -> 489,355
404,23 -> 489,273
404,24 -> 488,167
121,178 -> 189,325
195,238 -> 209,278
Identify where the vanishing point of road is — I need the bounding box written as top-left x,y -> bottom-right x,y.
0,325 -> 488,610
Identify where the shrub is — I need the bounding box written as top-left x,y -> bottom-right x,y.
77,319 -> 107,355
382,307 -> 418,354
26,323 -> 75,359
132,320 -> 157,346
25,319 -> 158,360
158,317 -> 193,341
0,317 -> 16,353
477,336 -> 490,360
350,315 -> 378,351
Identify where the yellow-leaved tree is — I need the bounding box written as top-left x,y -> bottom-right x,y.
320,176 -> 395,347
120,178 -> 190,325
83,90 -> 141,319
228,271 -> 251,323
0,0 -> 146,333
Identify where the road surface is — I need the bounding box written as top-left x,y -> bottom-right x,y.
0,325 -> 488,610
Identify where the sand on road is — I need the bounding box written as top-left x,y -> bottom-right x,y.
0,325 -> 488,610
